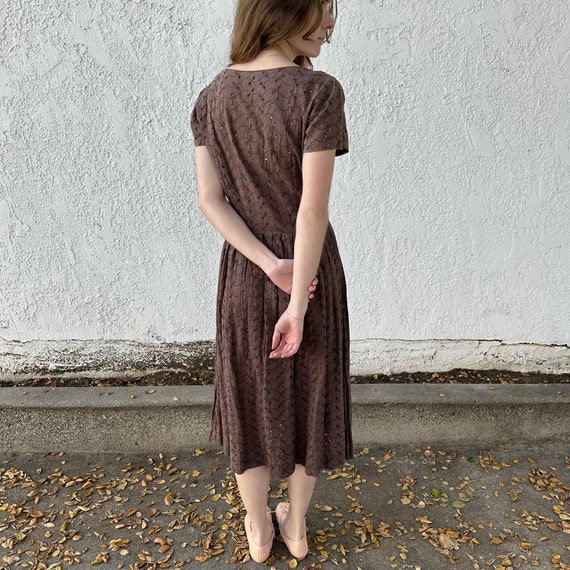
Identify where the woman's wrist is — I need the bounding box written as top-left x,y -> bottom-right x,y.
285,309 -> 304,320
285,302 -> 307,320
261,253 -> 280,277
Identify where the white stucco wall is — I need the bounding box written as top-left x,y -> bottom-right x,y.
1,1 -> 569,373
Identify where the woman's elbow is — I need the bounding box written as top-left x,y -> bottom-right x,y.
296,206 -> 329,227
197,191 -> 217,215
197,196 -> 209,214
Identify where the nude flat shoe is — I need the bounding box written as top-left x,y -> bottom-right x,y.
276,502 -> 308,559
244,507 -> 274,563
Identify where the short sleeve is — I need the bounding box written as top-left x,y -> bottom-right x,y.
190,89 -> 208,147
303,76 -> 349,156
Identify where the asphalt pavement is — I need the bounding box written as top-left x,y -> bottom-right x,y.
1,442 -> 569,570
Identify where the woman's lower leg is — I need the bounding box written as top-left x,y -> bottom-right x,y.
283,464 -> 317,539
235,466 -> 273,545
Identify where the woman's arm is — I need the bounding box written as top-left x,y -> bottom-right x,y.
270,149 -> 336,359
196,146 -> 279,275
195,146 -> 318,296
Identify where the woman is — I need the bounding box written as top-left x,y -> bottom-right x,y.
191,0 -> 352,563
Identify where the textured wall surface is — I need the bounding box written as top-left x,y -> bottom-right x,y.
1,1 -> 569,354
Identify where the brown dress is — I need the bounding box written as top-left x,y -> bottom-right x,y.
191,66 -> 352,479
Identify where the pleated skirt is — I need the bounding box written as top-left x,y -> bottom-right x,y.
209,224 -> 353,479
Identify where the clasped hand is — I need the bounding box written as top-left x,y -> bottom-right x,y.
266,259 -> 318,299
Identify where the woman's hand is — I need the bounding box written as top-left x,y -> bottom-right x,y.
269,310 -> 304,359
266,259 -> 318,300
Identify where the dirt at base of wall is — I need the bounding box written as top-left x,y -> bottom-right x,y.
2,368 -> 568,388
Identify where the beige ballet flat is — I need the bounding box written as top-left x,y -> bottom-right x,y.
276,502 -> 308,559
244,507 -> 274,563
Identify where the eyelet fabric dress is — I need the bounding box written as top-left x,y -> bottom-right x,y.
191,66 -> 353,479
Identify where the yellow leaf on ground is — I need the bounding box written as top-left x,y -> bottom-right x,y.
438,533 -> 459,550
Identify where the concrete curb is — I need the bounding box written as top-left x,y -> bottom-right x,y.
2,384 -> 569,452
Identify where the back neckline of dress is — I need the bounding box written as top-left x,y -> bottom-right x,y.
224,65 -> 303,73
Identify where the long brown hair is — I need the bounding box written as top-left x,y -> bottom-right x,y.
230,0 -> 338,69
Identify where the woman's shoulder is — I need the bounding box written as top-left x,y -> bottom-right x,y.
294,69 -> 345,102
194,71 -> 224,96
292,69 -> 345,109
296,68 -> 343,87
191,70 -> 231,115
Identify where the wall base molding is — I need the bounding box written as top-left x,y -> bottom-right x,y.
351,338 -> 570,375
1,338 -> 569,382
0,339 -> 214,382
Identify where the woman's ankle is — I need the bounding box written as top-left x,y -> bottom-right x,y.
283,512 -> 306,540
246,511 -> 273,544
